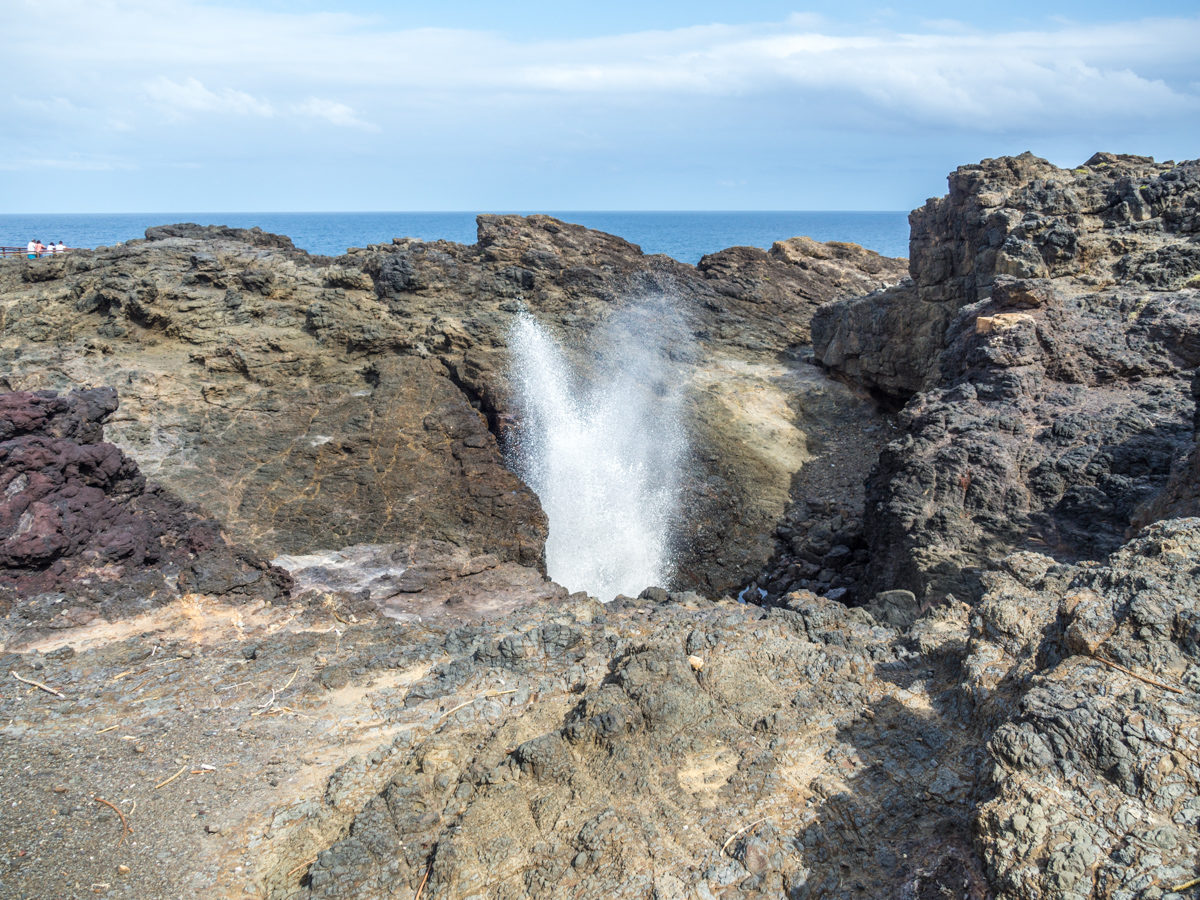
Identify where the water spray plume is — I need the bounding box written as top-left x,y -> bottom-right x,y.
507,304 -> 688,600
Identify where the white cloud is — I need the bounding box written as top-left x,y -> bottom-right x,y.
498,23 -> 1199,132
144,77 -> 275,118
140,77 -> 377,130
0,0 -> 1196,188
4,3 -> 1197,137
292,98 -> 378,131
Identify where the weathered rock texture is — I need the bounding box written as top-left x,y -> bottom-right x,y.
0,217 -> 904,596
966,519 -> 1200,900
8,515 -> 1196,899
0,388 -> 289,625
1133,372 -> 1200,528
4,154 -> 1200,900
815,152 -> 1200,605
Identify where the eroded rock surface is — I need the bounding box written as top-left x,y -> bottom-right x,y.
966,519 -> 1200,900
816,153 -> 1200,605
291,519 -> 1200,900
1,219 -> 904,596
0,388 -> 288,625
8,512 -> 1193,899
3,155 -> 1199,900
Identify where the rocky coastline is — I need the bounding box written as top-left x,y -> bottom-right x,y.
1,151 -> 1198,899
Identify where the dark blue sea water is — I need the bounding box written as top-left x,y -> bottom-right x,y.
0,210 -> 910,265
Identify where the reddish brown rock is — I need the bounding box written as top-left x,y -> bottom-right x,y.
0,388 -> 289,625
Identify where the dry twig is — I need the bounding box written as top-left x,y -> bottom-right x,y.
287,856 -> 318,878
153,765 -> 188,791
112,656 -> 184,683
1172,875 -> 1200,893
256,706 -> 313,719
10,669 -> 66,698
414,861 -> 432,900
252,666 -> 302,716
439,689 -> 518,721
277,666 -> 300,693
1093,654 -> 1185,695
94,797 -> 132,844
721,817 -> 767,854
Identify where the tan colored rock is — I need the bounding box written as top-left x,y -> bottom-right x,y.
0,218 -> 906,596
974,312 -> 1035,335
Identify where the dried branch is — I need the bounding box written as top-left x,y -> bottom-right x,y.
1093,654 -> 1185,695
721,817 -> 767,854
10,669 -> 66,698
94,797 -> 132,844
287,856 -> 318,878
439,689 -> 518,722
153,765 -> 188,791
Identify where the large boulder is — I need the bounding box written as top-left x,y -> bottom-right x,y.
966,519 -> 1200,900
816,153 -> 1200,605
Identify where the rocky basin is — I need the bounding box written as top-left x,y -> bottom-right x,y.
1,151 -> 1198,899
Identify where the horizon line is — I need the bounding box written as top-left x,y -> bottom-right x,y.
1,208 -> 912,217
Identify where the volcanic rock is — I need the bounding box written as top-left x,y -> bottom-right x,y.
967,519 -> 1200,900
4,155 -> 1199,900
815,152 -> 1200,606
0,387 -> 289,626
0,218 -> 905,596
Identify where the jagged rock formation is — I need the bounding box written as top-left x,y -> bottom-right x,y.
967,519 -> 1200,900
2,153 -> 1199,900
5,503 -> 1195,899
1133,372 -> 1200,528
815,152 -> 1200,605
0,216 -> 904,597
0,388 -> 289,625
285,520 -> 1200,900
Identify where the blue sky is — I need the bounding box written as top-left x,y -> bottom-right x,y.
2,1 -> 1198,212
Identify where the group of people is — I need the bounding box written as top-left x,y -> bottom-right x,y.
26,239 -> 68,258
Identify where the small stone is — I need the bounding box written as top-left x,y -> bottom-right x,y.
117,865 -> 130,876
133,745 -> 146,754
639,586 -> 670,604
688,655 -> 704,671
52,785 -> 68,793
178,649 -> 194,659
205,823 -> 222,834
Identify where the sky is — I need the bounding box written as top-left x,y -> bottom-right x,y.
2,0 -> 1198,212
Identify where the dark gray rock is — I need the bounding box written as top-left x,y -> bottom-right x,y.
816,153 -> 1200,607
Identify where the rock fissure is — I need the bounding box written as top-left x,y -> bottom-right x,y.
1,152 -> 1199,899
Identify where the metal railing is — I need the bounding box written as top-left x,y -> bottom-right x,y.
0,246 -> 72,258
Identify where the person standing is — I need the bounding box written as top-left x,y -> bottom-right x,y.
26,239 -> 37,259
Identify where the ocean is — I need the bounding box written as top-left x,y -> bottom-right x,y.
0,211 -> 910,265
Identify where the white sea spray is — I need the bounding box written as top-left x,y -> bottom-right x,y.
506,302 -> 689,600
